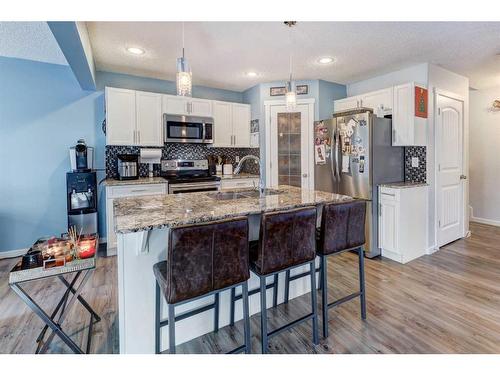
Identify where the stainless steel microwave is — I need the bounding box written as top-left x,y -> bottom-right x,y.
163,114 -> 214,144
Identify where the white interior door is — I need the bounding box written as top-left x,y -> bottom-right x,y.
268,103 -> 314,189
436,93 -> 464,247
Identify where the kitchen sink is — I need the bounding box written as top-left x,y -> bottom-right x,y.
208,191 -> 249,200
207,189 -> 283,201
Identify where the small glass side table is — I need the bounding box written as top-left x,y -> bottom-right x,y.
9,256 -> 101,354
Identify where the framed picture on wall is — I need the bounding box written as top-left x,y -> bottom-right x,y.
296,85 -> 308,95
270,86 -> 286,96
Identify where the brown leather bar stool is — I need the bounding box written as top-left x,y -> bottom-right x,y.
282,200 -> 367,338
153,217 -> 251,354
231,207 -> 319,353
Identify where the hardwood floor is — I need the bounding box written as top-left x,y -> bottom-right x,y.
1,222 -> 499,354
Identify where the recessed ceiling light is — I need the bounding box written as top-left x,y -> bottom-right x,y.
318,57 -> 335,64
126,47 -> 145,55
246,71 -> 258,77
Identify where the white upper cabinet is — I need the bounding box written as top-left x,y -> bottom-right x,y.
162,95 -> 213,117
334,96 -> 360,112
359,87 -> 393,114
213,101 -> 233,147
232,104 -> 251,147
106,88 -> 249,147
135,91 -> 163,146
106,87 -> 136,146
162,95 -> 189,115
392,82 -> 426,146
190,98 -> 213,117
106,87 -> 163,146
212,102 -> 251,148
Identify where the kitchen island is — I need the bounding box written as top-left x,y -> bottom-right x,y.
114,185 -> 352,353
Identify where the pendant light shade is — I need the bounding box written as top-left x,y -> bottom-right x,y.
176,23 -> 192,97
284,21 -> 297,111
285,78 -> 297,111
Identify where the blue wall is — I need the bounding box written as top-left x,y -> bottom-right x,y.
0,57 -> 105,252
96,71 -> 244,103
0,58 -> 245,252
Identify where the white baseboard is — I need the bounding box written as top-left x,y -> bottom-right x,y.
426,246 -> 438,255
470,216 -> 500,227
0,248 -> 28,259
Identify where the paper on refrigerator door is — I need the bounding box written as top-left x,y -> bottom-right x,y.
315,144 -> 326,165
342,154 -> 350,173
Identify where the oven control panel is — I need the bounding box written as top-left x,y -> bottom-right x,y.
161,159 -> 208,171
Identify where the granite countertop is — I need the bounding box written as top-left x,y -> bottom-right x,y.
218,173 -> 260,180
379,181 -> 429,189
103,177 -> 168,187
113,185 -> 353,234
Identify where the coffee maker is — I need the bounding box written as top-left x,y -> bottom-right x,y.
67,140 -> 97,235
70,139 -> 94,172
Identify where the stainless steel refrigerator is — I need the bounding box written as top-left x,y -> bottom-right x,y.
314,108 -> 404,258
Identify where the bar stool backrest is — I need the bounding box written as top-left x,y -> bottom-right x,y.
166,217 -> 250,304
319,200 -> 366,255
255,207 -> 317,275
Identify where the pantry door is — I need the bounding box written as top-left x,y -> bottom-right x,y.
265,99 -> 315,190
436,92 -> 465,247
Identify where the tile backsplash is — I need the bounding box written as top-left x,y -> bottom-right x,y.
106,144 -> 260,179
404,146 -> 426,183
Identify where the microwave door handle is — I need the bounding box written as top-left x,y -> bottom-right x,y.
163,114 -> 167,142
202,123 -> 206,141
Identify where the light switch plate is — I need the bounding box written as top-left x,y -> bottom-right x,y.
411,157 -> 419,168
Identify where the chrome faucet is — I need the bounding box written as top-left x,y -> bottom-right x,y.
234,155 -> 265,194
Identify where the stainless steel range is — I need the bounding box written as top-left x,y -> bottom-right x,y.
161,159 -> 221,194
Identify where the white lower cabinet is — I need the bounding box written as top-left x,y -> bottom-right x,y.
220,177 -> 259,190
106,183 -> 167,255
378,185 -> 428,264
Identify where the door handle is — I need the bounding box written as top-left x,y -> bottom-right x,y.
460,175 -> 467,180
302,173 -> 308,178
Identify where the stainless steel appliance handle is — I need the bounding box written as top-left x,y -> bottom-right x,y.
331,128 -> 337,182
162,114 -> 167,143
202,123 -> 206,142
335,129 -> 341,180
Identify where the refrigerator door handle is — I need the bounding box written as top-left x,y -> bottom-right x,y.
335,130 -> 341,180
331,128 -> 337,182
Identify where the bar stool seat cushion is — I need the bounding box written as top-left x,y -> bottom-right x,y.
317,200 -> 366,256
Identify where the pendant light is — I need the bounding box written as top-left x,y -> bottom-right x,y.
176,22 -> 192,97
284,21 -> 297,111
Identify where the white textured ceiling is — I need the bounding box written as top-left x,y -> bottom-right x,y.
87,22 -> 500,91
0,22 -> 67,65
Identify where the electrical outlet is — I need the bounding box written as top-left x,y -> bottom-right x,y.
235,155 -> 240,163
411,157 -> 419,168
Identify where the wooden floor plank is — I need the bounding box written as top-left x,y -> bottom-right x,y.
1,222 -> 499,354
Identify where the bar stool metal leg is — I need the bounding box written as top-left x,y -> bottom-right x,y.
214,293 -> 220,332
168,303 -> 176,354
155,282 -> 161,354
259,276 -> 268,354
358,247 -> 367,320
229,287 -> 236,326
273,274 -> 279,308
320,255 -> 329,338
284,270 -> 290,303
309,260 -> 319,345
242,281 -> 252,354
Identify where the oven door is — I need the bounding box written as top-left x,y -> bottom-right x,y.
164,115 -> 213,144
168,181 -> 221,194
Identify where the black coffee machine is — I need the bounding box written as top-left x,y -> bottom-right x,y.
70,139 -> 94,172
67,140 -> 97,235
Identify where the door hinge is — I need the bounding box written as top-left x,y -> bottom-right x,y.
438,108 -> 441,115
